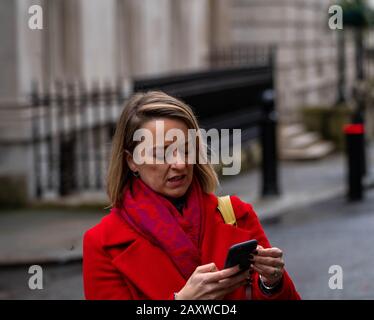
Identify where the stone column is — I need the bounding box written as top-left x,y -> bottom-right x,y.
170,0 -> 209,72
0,0 -> 18,102
115,0 -> 131,78
62,0 -> 82,81
209,0 -> 231,50
0,0 -> 45,201
79,0 -> 117,83
121,0 -> 210,76
43,0 -> 82,82
123,0 -> 172,77
43,0 -> 64,82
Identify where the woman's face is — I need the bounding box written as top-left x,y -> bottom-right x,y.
127,118 -> 194,198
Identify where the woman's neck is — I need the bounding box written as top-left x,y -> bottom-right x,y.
167,195 -> 186,214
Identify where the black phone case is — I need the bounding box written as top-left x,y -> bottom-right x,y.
224,239 -> 258,270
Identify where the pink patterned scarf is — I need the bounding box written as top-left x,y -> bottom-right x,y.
115,177 -> 205,279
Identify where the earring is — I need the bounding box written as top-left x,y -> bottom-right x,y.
132,171 -> 140,178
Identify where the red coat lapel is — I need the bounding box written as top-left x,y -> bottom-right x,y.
111,237 -> 186,299
100,211 -> 185,299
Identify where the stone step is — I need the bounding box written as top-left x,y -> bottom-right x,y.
280,141 -> 335,161
282,132 -> 321,149
279,124 -> 306,140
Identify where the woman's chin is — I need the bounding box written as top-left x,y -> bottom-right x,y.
162,185 -> 189,198
164,190 -> 186,198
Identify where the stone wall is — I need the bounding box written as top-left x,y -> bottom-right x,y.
226,0 -> 357,122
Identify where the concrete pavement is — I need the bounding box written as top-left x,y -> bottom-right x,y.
0,209 -> 104,266
263,188 -> 374,299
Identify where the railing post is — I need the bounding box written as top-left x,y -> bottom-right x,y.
260,89 -> 280,197
31,81 -> 42,199
344,86 -> 367,202
344,124 -> 365,201
352,86 -> 367,176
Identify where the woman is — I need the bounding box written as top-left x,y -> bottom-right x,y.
83,91 -> 300,300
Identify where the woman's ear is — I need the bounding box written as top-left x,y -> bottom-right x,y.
125,150 -> 138,173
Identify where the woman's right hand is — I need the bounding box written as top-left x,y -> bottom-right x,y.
175,262 -> 249,300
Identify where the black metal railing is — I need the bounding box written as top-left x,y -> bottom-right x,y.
30,80 -> 128,198
209,45 -> 275,69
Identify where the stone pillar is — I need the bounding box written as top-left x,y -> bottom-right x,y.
79,0 -> 117,83
16,0 -> 45,98
209,0 -> 231,50
115,0 -> 131,78
43,0 -> 82,82
170,0 -> 209,72
63,0 -> 82,80
0,0 -> 45,202
0,0 -> 18,102
123,0 -> 172,77
120,0 -> 210,76
43,0 -> 64,82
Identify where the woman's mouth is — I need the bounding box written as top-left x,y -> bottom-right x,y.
167,175 -> 187,187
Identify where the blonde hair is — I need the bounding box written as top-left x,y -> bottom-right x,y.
107,91 -> 219,208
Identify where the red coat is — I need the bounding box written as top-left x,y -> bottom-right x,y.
83,195 -> 300,300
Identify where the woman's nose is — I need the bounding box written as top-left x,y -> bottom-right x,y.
170,150 -> 187,168
171,162 -> 187,170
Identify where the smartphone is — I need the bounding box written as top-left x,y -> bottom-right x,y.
224,239 -> 258,270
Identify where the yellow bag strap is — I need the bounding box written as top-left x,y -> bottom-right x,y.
217,195 -> 237,227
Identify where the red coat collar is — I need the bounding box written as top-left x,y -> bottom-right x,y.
99,210 -> 138,247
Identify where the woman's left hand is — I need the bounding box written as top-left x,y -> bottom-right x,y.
250,245 -> 284,287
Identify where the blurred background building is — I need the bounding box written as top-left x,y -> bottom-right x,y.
2,0 -> 374,301
0,0 -> 371,204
